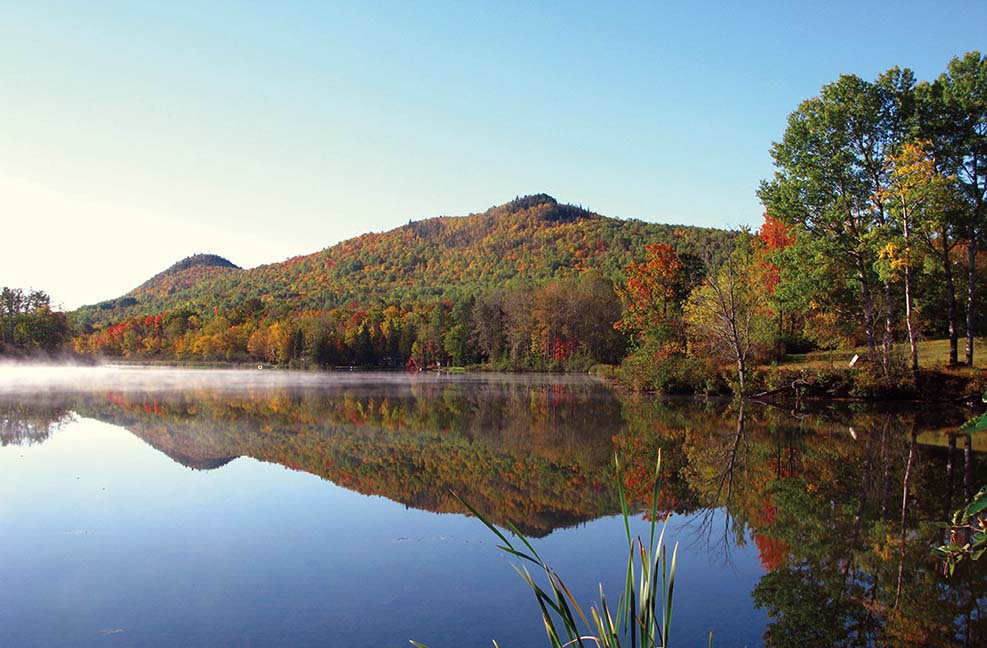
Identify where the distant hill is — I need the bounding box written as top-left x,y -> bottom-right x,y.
76,194 -> 735,326
132,253 -> 240,297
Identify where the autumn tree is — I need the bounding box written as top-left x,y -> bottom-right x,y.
879,140 -> 963,370
684,235 -> 774,395
757,213 -> 796,345
472,290 -> 506,362
614,242 -> 686,346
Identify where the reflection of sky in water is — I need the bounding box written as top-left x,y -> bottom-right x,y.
1,410 -> 766,647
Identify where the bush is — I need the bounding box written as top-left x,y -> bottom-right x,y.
617,343 -> 704,394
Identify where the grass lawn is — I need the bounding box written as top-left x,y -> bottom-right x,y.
777,337 -> 987,373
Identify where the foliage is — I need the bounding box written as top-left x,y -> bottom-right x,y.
614,242 -> 686,344
71,194 -> 736,372
72,276 -> 625,371
758,67 -> 915,374
0,286 -> 71,355
756,52 -> 987,375
916,52 -> 987,366
616,340 -> 708,394
935,482 -> 987,576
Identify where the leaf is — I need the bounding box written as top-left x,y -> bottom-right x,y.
964,489 -> 987,517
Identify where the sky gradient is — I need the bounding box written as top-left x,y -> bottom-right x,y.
3,1 -> 986,309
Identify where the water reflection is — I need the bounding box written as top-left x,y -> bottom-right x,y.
0,399 -> 74,446
613,397 -> 987,646
7,376 -> 623,537
3,373 -> 987,644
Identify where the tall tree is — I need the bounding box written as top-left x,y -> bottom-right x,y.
879,140 -> 962,370
0,287 -> 69,353
759,69 -> 914,375
472,291 -> 505,362
917,52 -> 987,366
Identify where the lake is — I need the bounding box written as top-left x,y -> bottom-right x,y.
1,366 -> 984,646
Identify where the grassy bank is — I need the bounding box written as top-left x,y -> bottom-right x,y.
616,337 -> 987,402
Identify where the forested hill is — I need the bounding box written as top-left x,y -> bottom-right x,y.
77,194 -> 734,326
131,254 -> 240,299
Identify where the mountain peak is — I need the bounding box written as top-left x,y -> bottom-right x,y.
503,194 -> 558,213
124,254 -> 241,302
162,254 -> 240,274
490,194 -> 595,224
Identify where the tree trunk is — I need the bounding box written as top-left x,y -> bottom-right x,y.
903,218 -> 919,372
858,255 -> 878,363
943,231 -> 959,364
736,357 -> 745,396
884,281 -> 895,376
966,233 -> 976,366
904,267 -> 919,372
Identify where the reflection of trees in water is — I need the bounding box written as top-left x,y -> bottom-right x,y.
614,397 -> 987,645
5,384 -> 987,642
65,379 -> 624,537
695,401 -> 750,561
0,401 -> 73,446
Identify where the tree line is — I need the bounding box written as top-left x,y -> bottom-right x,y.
0,287 -> 70,356
72,275 -> 626,371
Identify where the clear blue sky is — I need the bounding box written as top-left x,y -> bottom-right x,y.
2,1 -> 985,308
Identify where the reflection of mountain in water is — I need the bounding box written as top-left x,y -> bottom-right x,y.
71,379 -> 625,537
165,451 -> 237,471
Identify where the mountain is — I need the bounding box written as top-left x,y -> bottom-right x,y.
132,254 -> 240,298
76,194 -> 734,325
71,195 -> 737,369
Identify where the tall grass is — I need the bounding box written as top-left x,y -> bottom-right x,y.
413,451 -> 702,648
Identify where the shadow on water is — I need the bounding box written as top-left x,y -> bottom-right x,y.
3,368 -> 987,644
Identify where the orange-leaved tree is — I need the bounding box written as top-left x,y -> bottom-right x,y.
614,242 -> 686,346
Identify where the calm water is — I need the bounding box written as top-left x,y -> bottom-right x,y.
1,367 -> 985,647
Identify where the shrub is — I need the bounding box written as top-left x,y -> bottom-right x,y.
617,343 -> 703,394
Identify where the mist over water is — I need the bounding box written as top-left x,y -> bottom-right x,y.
0,363 -> 603,396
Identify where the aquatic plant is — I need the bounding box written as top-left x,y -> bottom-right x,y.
413,452 -> 700,648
